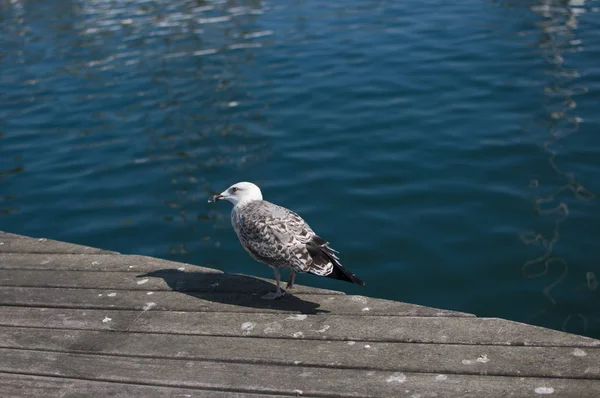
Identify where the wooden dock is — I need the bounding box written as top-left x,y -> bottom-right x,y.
1,231 -> 599,397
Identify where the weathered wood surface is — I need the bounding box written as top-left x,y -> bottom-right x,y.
3,347 -> 600,398
1,307 -> 597,347
0,286 -> 471,316
0,373 -> 283,398
1,231 -> 600,397
2,326 -> 599,379
0,268 -> 344,295
0,233 -> 117,254
0,252 -> 223,273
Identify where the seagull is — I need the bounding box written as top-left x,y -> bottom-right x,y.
208,181 -> 365,299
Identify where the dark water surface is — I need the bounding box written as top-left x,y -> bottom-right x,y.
2,0 -> 600,338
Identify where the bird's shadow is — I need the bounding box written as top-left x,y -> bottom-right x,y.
137,269 -> 327,314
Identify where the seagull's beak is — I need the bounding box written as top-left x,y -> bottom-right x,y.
208,192 -> 228,203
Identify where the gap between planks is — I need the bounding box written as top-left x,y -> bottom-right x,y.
0,287 -> 472,317
0,323 -> 560,346
2,348 -> 600,398
1,345 -> 596,382
0,371 -> 307,398
0,326 -> 598,380
0,285 -> 343,296
0,306 -> 597,347
0,372 -> 295,398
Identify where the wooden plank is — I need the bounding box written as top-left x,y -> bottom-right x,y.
0,286 -> 473,317
1,307 -> 598,347
0,373 -> 284,398
1,326 -> 598,379
0,253 -> 222,274
2,348 -> 599,397
0,234 -> 117,254
0,232 -> 22,239
0,269 -> 343,295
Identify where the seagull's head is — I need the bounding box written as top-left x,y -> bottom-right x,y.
208,181 -> 263,206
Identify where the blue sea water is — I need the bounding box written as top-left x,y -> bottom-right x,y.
1,0 -> 600,338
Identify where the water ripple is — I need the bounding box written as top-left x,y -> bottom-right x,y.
1,0 -> 600,338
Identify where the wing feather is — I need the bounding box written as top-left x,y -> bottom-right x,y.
232,201 -> 314,271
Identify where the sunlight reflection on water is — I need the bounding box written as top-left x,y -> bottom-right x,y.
1,0 -> 600,338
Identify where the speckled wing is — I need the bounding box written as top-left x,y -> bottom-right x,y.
232,200 -> 327,273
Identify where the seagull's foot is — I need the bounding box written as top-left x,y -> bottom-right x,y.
261,290 -> 286,300
285,282 -> 294,290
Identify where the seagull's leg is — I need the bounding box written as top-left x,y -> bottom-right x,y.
286,270 -> 296,289
262,268 -> 286,300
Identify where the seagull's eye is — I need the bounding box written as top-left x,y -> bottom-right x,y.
231,187 -> 238,193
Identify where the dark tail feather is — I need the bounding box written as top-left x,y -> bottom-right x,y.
307,237 -> 365,286
325,262 -> 365,286
323,247 -> 365,286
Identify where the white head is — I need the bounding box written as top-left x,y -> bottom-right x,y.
208,181 -> 263,206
